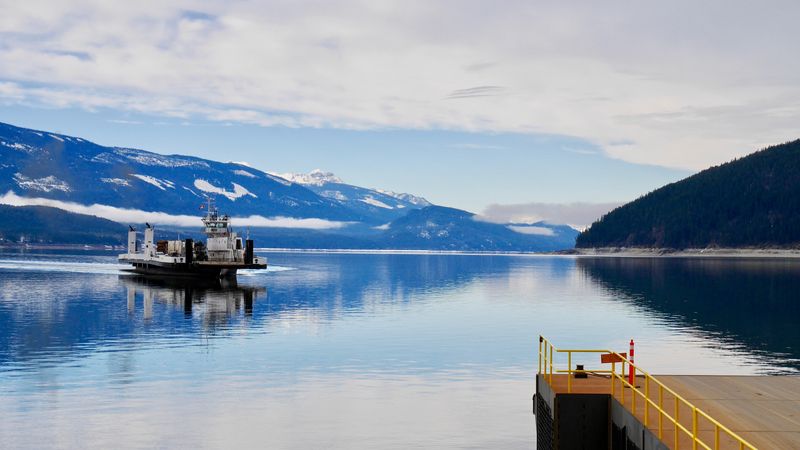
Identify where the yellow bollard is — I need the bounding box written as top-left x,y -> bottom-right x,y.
538,337 -> 542,374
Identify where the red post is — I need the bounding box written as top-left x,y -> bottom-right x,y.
629,339 -> 635,385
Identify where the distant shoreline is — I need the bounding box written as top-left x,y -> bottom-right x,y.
0,243 -> 125,251
566,247 -> 800,258
5,243 -> 800,259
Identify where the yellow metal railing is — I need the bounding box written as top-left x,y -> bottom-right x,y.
537,336 -> 757,450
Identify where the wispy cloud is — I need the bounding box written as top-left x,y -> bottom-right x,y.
448,143 -> 506,150
481,201 -> 622,230
180,10 -> 217,22
1,1 -> 799,169
44,49 -> 92,61
464,62 -> 497,72
0,191 -> 350,229
445,86 -> 506,100
107,119 -> 143,125
508,225 -> 555,236
561,145 -> 598,155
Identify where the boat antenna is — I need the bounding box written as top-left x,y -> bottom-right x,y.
203,195 -> 217,216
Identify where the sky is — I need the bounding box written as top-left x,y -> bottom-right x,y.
1,0 -> 798,225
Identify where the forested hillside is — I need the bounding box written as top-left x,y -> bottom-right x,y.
0,205 -> 126,245
577,140 -> 800,248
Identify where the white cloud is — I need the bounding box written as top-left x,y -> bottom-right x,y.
0,191 -> 349,229
508,225 -> 554,236
1,1 -> 799,169
448,143 -> 506,150
482,201 -> 621,230
106,119 -> 142,125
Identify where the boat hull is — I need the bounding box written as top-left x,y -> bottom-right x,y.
120,260 -> 267,278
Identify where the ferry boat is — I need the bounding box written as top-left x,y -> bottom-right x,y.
119,199 -> 267,278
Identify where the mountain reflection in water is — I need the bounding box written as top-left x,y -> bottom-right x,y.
577,257 -> 800,371
2,251 -> 800,449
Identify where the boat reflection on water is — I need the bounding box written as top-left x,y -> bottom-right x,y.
119,275 -> 267,322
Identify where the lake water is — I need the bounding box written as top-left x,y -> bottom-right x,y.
0,251 -> 798,449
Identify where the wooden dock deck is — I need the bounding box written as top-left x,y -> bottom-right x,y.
545,373 -> 800,449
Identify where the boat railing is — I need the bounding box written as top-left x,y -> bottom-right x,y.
538,335 -> 757,450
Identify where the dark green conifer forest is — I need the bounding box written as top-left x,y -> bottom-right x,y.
577,140 -> 800,249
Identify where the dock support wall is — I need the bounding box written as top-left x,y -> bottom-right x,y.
535,375 -> 556,449
534,374 -> 668,450
609,396 -> 668,450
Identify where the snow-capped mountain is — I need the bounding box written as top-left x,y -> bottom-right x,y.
275,169 -> 345,186
272,169 -> 431,222
0,122 -> 381,222
0,121 -> 579,251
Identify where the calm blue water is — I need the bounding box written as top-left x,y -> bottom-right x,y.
0,251 -> 798,449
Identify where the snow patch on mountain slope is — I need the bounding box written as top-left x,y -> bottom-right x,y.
114,148 -> 209,168
359,196 -> 393,209
194,179 -> 257,201
48,134 -> 64,142
90,153 -> 116,164
131,174 -> 175,191
233,169 -> 257,178
182,186 -> 200,197
319,190 -> 348,201
13,173 -> 71,192
1,140 -> 36,153
100,177 -> 130,187
375,189 -> 430,206
266,173 -> 292,186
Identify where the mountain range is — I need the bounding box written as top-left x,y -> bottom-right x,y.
272,169 -> 430,223
0,121 -> 578,251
